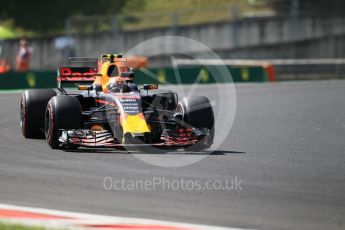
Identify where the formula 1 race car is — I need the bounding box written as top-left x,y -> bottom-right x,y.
20,54 -> 214,152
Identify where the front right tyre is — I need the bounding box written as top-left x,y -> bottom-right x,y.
45,95 -> 82,149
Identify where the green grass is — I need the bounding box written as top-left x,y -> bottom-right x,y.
68,0 -> 272,33
139,0 -> 267,13
119,0 -> 272,30
0,222 -> 52,230
2,0 -> 272,36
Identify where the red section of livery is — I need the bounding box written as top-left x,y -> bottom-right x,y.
96,99 -> 117,107
58,67 -> 96,82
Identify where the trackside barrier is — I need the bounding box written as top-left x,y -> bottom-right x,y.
262,64 -> 277,81
0,71 -> 57,90
174,59 -> 278,82
0,66 -> 269,90
133,66 -> 268,84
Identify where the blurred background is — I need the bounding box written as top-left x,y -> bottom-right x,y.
1,0 -> 345,82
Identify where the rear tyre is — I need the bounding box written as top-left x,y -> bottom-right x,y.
45,95 -> 82,149
178,96 -> 215,151
20,89 -> 56,138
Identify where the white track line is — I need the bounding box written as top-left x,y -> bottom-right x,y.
0,203 -> 250,230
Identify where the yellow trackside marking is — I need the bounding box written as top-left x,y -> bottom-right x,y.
121,114 -> 150,134
26,72 -> 36,88
241,67 -> 250,81
200,68 -> 209,82
157,69 -> 166,83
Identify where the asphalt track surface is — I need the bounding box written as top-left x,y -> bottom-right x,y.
0,80 -> 345,230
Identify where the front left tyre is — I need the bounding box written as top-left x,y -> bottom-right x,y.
178,96 -> 215,151
20,89 -> 57,138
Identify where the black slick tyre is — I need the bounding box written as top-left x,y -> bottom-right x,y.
20,89 -> 56,138
178,96 -> 215,151
45,95 -> 82,149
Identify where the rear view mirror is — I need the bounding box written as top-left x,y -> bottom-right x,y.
143,84 -> 158,90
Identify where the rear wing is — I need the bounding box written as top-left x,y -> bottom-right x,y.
57,67 -> 96,89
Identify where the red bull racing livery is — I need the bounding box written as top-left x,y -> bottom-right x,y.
20,54 -> 214,152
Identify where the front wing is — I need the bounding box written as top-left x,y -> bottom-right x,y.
59,128 -> 209,149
